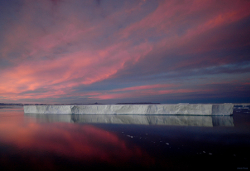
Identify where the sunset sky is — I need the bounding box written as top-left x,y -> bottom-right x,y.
0,0 -> 250,104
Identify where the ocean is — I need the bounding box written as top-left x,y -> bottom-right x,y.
0,105 -> 249,170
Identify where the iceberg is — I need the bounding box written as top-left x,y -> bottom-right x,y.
23,104 -> 234,115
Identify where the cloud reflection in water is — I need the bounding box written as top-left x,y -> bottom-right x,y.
0,116 -> 154,169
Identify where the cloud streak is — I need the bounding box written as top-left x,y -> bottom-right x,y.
0,0 -> 249,103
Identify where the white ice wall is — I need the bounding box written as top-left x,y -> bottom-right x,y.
24,104 -> 233,115
24,105 -> 72,114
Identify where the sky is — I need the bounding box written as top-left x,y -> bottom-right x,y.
0,0 -> 250,104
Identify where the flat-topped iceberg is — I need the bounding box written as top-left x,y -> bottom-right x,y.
23,104 -> 234,115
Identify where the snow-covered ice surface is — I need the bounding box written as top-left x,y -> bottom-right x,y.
24,104 -> 234,115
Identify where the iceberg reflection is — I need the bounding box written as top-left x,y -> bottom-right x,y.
0,117 -> 154,169
25,114 -> 234,127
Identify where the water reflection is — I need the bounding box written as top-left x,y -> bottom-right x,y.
1,107 -> 249,170
0,110 -> 154,170
25,114 -> 234,127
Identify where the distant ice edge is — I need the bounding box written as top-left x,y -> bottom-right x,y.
23,104 -> 234,115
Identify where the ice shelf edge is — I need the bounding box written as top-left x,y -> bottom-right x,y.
23,104 -> 234,115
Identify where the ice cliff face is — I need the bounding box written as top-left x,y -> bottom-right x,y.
24,104 -> 234,115
24,105 -> 73,114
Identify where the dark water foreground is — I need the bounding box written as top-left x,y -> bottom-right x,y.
0,106 -> 249,170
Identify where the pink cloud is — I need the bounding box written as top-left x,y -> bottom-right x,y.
0,0 -> 155,101
88,84 -> 214,100
0,23 -> 152,100
112,84 -> 175,92
0,0 -> 249,102
118,0 -> 250,53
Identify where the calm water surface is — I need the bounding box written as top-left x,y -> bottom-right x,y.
0,105 -> 249,170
